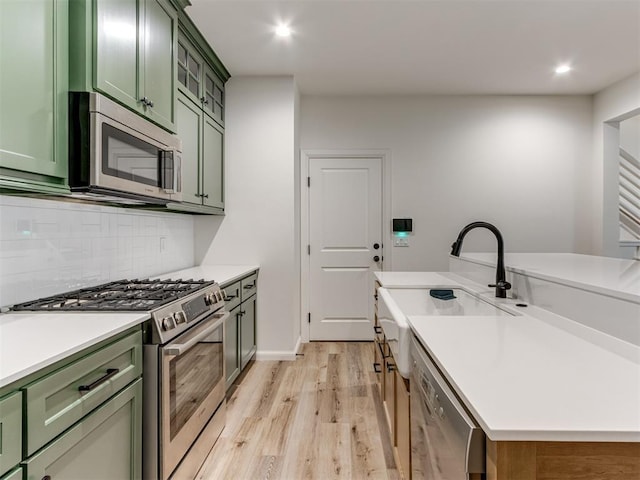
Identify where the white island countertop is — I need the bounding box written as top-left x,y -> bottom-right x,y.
458,252 -> 640,304
0,312 -> 148,389
375,271 -> 640,442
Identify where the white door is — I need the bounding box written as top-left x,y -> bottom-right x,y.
308,157 -> 383,340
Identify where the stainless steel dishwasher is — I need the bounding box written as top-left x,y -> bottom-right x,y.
410,335 -> 485,480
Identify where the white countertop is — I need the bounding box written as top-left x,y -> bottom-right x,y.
0,264 -> 259,391
376,270 -> 640,442
458,252 -> 640,304
154,264 -> 259,286
0,312 -> 148,389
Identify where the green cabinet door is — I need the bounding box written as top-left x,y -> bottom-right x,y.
95,0 -> 139,111
176,92 -> 202,204
77,0 -> 176,131
24,379 -> 142,480
142,0 -> 177,131
240,295 -> 257,369
202,113 -> 224,209
0,0 -> 68,194
0,467 -> 22,480
0,392 -> 21,477
225,305 -> 241,389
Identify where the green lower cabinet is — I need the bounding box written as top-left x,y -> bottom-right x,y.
0,392 -> 21,478
225,305 -> 241,389
240,295 -> 257,369
0,467 -> 22,480
0,0 -> 69,194
23,379 -> 142,480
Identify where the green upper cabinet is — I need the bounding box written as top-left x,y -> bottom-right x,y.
0,0 -> 69,195
70,0 -> 178,132
169,24 -> 227,215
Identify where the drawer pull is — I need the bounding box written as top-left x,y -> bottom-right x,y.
42,476 -> 52,480
374,325 -> 382,334
373,362 -> 382,373
243,283 -> 255,290
78,368 -> 119,393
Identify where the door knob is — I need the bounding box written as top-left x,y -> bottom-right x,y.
373,255 -> 380,262
373,243 -> 380,250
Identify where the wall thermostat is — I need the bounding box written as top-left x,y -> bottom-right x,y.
392,218 -> 413,233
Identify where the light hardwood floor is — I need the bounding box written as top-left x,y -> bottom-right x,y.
181,342 -> 400,480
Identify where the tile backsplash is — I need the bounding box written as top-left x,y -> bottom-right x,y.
0,196 -> 194,308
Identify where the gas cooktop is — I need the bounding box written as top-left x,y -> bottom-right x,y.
11,279 -> 217,312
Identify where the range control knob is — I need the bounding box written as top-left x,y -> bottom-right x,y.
173,311 -> 187,324
162,316 -> 176,331
204,293 -> 215,306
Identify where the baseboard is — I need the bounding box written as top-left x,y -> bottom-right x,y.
255,336 -> 302,361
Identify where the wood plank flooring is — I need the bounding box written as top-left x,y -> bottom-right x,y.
179,342 -> 399,480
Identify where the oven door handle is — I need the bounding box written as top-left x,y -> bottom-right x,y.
163,311 -> 229,356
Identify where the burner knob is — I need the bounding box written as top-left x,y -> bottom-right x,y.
215,291 -> 223,302
162,316 -> 176,331
173,311 -> 186,324
204,293 -> 215,306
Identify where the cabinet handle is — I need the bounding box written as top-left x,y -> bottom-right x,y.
148,99 -> 154,108
243,283 -> 255,290
386,362 -> 396,373
201,96 -> 209,105
42,476 -> 52,480
195,193 -> 201,198
78,368 -> 119,393
373,362 -> 382,373
373,325 -> 382,334
203,193 -> 209,198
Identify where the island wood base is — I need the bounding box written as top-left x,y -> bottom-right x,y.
487,440 -> 640,480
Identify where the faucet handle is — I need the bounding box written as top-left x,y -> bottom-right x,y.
488,280 -> 512,290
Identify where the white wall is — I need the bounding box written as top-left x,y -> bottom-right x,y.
194,76 -> 300,358
300,95 -> 593,271
593,72 -> 640,257
0,196 -> 194,308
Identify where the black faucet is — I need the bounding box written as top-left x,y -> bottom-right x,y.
450,221 -> 512,298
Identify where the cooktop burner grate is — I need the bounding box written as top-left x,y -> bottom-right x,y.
11,278 -> 216,311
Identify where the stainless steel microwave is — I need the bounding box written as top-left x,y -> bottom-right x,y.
69,92 -> 182,204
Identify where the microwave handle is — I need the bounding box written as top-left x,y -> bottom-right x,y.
160,150 -> 180,193
173,153 -> 181,193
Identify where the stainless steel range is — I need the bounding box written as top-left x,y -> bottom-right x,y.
12,278 -> 228,480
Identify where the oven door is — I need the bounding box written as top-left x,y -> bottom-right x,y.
160,311 -> 227,478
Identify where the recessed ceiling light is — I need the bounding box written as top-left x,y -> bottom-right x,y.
275,24 -> 292,37
555,64 -> 572,74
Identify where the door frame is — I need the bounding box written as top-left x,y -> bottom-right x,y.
300,149 -> 392,343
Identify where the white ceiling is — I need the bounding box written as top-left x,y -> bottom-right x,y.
186,0 -> 640,95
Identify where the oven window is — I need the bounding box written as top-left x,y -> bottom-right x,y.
102,123 -> 161,186
168,327 -> 223,440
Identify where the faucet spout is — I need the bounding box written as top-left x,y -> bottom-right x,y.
450,221 -> 511,298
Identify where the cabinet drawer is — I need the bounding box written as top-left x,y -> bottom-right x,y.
223,280 -> 241,311
240,272 -> 258,301
24,378 -> 142,480
0,392 -> 21,477
25,330 -> 142,455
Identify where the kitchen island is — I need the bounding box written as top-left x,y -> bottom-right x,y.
375,259 -> 640,480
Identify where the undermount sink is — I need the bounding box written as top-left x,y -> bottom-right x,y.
377,287 -> 515,378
